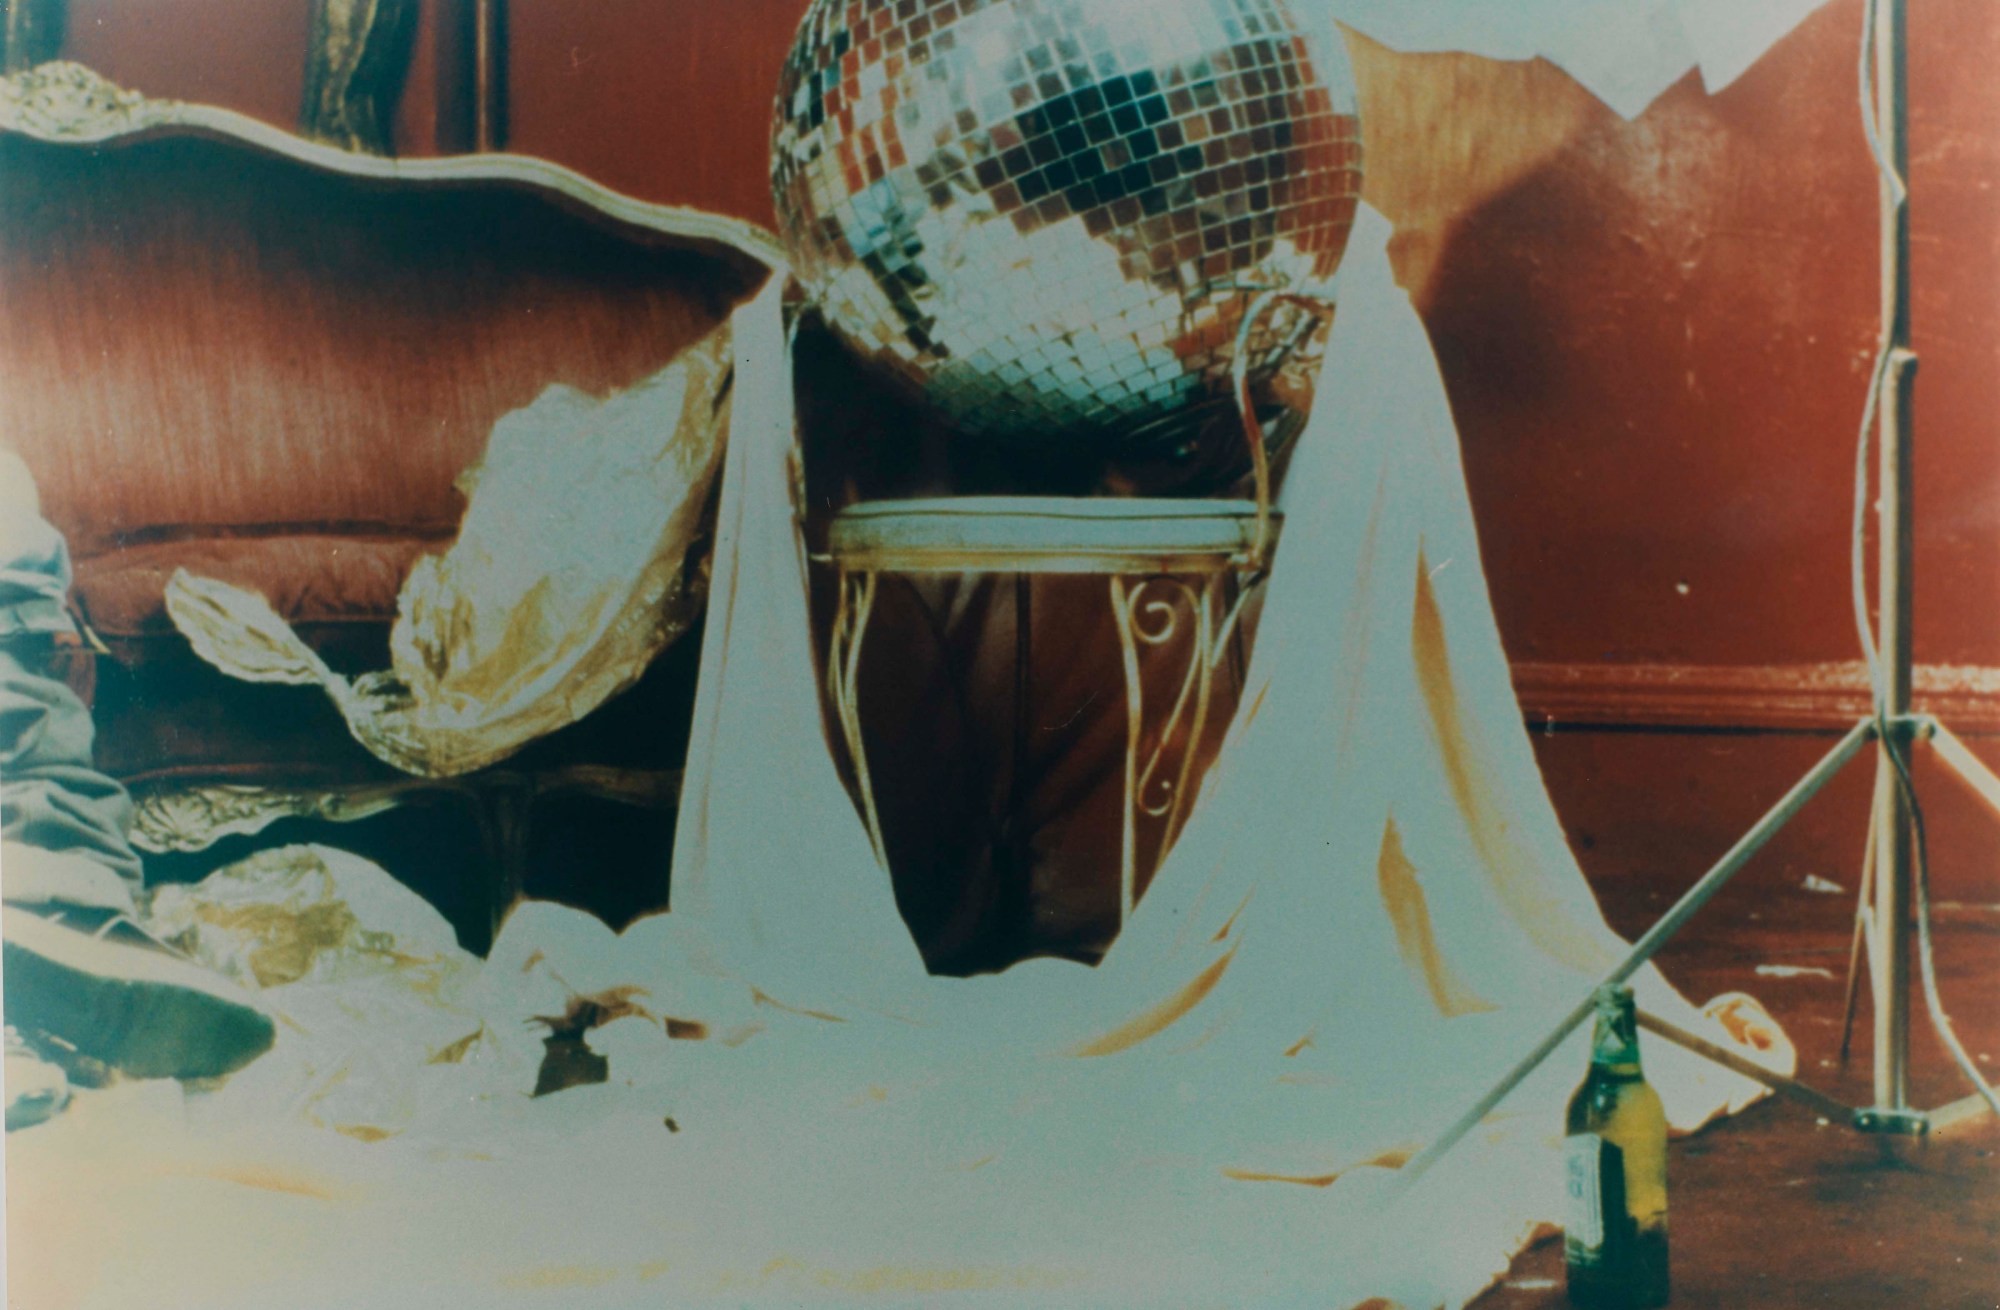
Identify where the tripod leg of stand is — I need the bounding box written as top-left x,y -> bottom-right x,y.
1837,801 -> 1880,1063
1927,1089 -> 1998,1135
1926,718 -> 2000,819
1395,720 -> 1874,1190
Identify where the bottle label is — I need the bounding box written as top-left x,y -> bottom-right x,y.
1564,1133 -> 1606,1251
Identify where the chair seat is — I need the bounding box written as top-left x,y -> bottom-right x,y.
817,497 -> 1282,575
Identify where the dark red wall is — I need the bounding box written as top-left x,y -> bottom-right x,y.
62,0 -> 307,121
1409,5 -> 2000,673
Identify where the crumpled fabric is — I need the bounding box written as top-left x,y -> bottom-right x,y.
145,844 -> 512,1139
163,324 -> 732,778
0,448 -> 81,641
0,447 -> 143,905
143,845 -> 776,1145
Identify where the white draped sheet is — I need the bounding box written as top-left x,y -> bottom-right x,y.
674,203 -> 1733,1060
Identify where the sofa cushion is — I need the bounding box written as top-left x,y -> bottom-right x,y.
86,619 -> 703,790
72,534 -> 438,668
70,530 -> 704,789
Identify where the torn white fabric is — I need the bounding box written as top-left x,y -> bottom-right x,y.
1318,0 -> 1835,117
164,326 -> 731,777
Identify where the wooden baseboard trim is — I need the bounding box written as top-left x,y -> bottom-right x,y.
1511,660 -> 2000,733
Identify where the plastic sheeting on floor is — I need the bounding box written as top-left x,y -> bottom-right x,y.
9,206 -> 1794,1310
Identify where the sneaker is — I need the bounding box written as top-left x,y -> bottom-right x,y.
3,903 -> 276,1081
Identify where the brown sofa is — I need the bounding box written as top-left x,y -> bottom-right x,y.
0,62 -> 774,948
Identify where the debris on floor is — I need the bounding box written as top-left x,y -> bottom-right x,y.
1753,964 -> 1838,980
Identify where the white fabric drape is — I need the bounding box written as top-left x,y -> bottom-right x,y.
622,201 -> 1789,1301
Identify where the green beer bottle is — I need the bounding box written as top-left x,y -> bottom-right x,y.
1564,984 -> 1669,1308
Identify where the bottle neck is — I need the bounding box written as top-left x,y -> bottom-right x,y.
1589,989 -> 1644,1077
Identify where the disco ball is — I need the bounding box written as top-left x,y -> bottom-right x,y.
771,0 -> 1362,464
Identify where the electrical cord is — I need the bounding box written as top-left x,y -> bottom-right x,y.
1850,0 -> 2000,1118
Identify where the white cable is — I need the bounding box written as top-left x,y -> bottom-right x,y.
1857,4 -> 1909,209
1848,344 -> 1888,702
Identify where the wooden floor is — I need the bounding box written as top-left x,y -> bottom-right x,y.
1473,730 -> 2000,1310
